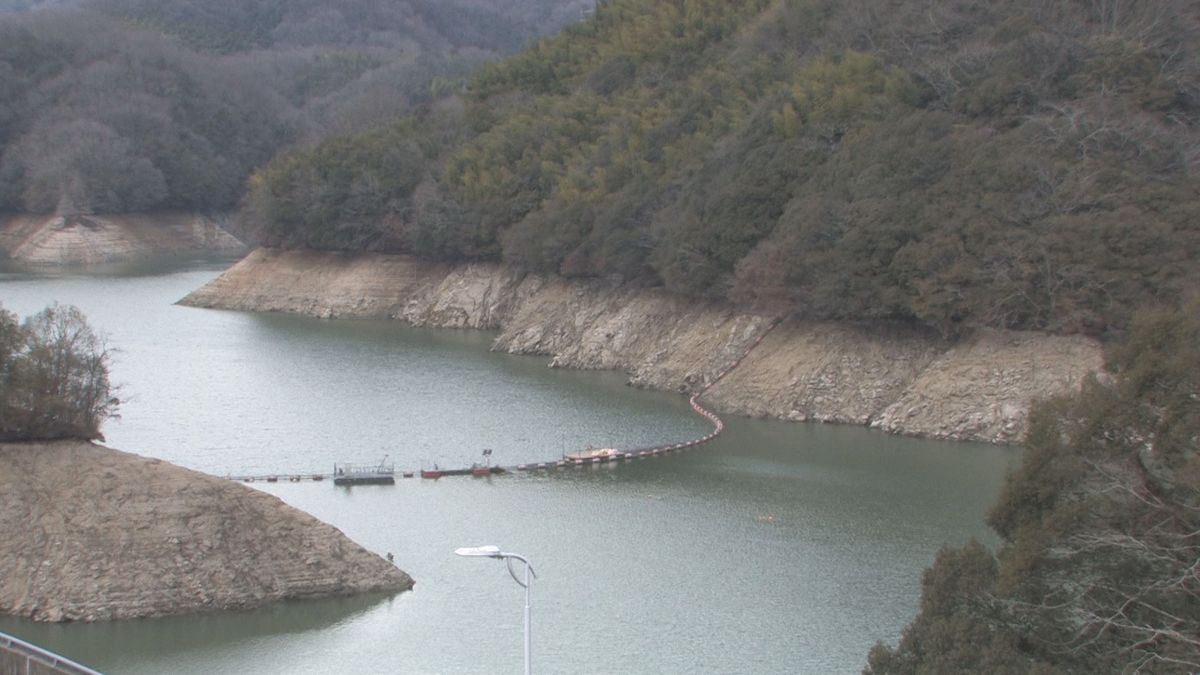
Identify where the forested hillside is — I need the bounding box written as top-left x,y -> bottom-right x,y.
89,0 -> 590,54
867,303 -> 1200,673
0,0 -> 589,216
0,15 -> 290,215
248,0 -> 1200,336
0,0 -> 75,11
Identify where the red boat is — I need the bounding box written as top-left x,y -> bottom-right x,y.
472,449 -> 494,476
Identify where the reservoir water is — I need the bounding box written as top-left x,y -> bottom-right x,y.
0,259 -> 1019,674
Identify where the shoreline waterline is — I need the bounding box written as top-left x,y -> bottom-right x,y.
0,261 -> 1019,673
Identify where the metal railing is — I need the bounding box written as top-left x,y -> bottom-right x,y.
0,630 -> 103,675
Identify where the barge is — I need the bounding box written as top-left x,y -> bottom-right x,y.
333,459 -> 395,485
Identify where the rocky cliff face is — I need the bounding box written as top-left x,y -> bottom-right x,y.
0,213 -> 245,265
182,248 -> 1104,444
0,441 -> 413,622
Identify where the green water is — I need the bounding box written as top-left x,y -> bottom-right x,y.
0,260 -> 1018,673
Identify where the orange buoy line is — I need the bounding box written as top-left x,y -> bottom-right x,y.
510,317 -> 780,472
228,318 -> 782,482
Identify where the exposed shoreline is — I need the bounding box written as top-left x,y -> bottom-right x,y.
0,441 -> 413,623
0,213 -> 245,266
181,248 -> 1103,444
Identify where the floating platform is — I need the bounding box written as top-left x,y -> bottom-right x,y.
334,474 -> 394,485
333,461 -> 395,485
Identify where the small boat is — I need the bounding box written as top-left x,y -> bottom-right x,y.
565,447 -> 621,462
420,467 -> 442,479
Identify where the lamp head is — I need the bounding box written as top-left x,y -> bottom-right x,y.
455,545 -> 502,558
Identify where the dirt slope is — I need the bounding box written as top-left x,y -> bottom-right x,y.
0,213 -> 245,265
0,441 -> 412,622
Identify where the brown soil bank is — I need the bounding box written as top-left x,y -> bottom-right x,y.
181,248 -> 1103,444
0,441 -> 413,622
0,213 -> 245,266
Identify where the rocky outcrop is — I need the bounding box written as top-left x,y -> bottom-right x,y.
868,329 -> 1101,441
705,322 -> 1100,442
0,441 -> 413,623
702,320 -> 948,425
181,248 -> 1104,444
179,249 -> 527,325
0,213 -> 245,265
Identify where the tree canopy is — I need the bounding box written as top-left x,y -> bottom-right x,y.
866,301 -> 1200,673
0,303 -> 119,442
246,0 -> 1200,336
0,0 -> 591,216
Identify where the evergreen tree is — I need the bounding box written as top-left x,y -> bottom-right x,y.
867,302 -> 1200,673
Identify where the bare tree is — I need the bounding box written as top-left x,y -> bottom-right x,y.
0,304 -> 119,441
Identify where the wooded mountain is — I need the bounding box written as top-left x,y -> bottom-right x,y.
0,0 -> 589,215
247,0 -> 1199,337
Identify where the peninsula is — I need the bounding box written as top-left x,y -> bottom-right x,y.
0,441 -> 413,623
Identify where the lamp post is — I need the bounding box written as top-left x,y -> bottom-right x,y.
455,545 -> 537,675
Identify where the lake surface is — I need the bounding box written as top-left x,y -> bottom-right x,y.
0,258 -> 1019,674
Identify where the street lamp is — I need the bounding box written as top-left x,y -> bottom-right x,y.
455,545 -> 537,675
